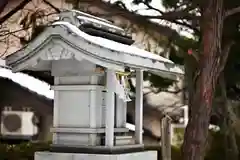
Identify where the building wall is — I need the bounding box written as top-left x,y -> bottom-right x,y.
0,77 -> 53,141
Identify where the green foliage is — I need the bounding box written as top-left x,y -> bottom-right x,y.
161,0 -> 180,9
0,142 -> 50,160
132,0 -> 152,5
143,72 -> 176,89
0,142 -> 181,160
204,131 -> 240,160
169,36 -> 199,65
172,127 -> 185,147
224,42 -> 240,100
0,135 -> 239,160
170,131 -> 240,160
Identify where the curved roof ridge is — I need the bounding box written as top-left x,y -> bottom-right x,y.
52,21 -> 174,64
6,11 -> 184,80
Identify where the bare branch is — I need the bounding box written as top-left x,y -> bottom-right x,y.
139,1 -> 164,14
0,0 -> 8,14
81,0 -> 181,38
136,0 -> 198,21
144,12 -> 198,21
142,14 -> 199,34
82,0 -> 200,36
0,0 -> 31,25
113,1 -> 128,10
0,26 -> 31,37
131,0 -> 200,34
138,0 -> 196,16
42,0 -> 61,13
0,11 -> 56,37
120,0 -> 200,33
225,6 -> 240,18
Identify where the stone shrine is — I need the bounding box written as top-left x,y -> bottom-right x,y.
5,10 -> 184,160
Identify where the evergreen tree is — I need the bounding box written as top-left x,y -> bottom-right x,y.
112,1 -> 240,159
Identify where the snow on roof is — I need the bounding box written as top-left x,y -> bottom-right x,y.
70,9 -> 112,24
53,21 -> 174,64
0,59 -> 5,67
126,123 -> 144,133
6,10 -> 184,79
77,15 -> 124,31
0,59 -> 10,69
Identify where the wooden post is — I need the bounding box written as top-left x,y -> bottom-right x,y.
161,116 -> 172,160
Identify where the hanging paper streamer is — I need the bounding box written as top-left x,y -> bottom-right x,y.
106,70 -> 132,102
120,75 -> 131,102
114,72 -> 131,102
113,74 -> 125,100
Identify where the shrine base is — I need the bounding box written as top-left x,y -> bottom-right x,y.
35,150 -> 157,160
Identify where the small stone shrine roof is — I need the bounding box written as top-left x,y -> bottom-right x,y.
5,10 -> 184,80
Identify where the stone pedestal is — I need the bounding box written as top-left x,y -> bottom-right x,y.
35,151 -> 157,160
49,59 -> 130,146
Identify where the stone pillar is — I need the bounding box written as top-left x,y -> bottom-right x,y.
116,97 -> 126,128
51,84 -> 105,146
135,69 -> 143,144
51,60 -> 105,146
105,69 -> 115,147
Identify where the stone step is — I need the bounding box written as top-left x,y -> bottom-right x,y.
115,135 -> 134,145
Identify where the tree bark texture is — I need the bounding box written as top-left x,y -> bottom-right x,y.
0,0 -> 7,14
182,1 -> 225,160
219,75 -> 239,160
222,105 -> 239,160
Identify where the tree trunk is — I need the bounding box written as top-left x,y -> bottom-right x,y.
219,75 -> 239,160
223,118 -> 239,160
182,1 -> 224,160
0,0 -> 8,14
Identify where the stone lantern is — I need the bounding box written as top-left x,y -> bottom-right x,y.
5,10 -> 184,160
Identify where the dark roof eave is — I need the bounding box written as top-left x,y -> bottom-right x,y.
22,70 -> 53,85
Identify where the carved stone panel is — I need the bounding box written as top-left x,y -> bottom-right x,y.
44,41 -> 75,61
